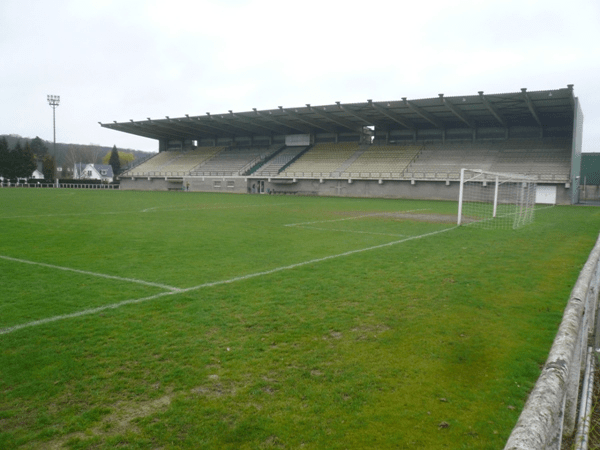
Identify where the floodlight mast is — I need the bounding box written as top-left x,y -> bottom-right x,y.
47,95 -> 60,167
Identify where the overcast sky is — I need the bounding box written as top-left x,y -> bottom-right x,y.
1,0 -> 599,153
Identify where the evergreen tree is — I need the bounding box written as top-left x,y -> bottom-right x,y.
108,145 -> 121,175
30,136 -> 49,158
42,155 -> 56,181
0,137 -> 9,179
19,141 -> 37,179
5,141 -> 22,180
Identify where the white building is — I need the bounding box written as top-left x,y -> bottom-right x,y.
76,164 -> 114,183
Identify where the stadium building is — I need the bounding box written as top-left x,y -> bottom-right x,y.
101,85 -> 583,205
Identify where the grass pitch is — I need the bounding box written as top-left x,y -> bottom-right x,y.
0,189 -> 598,449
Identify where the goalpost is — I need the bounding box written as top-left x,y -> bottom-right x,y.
457,168 -> 537,229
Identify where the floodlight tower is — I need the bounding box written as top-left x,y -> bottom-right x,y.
47,95 -> 60,159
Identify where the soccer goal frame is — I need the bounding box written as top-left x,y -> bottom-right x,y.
457,168 -> 537,229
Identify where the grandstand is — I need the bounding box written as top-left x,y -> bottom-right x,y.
343,144 -> 422,179
101,86 -> 583,204
283,142 -> 360,177
123,147 -> 225,177
253,146 -> 308,177
190,144 -> 281,176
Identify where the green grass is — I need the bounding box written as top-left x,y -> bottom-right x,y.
0,189 -> 598,449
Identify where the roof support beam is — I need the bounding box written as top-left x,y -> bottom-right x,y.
439,94 -> 476,129
103,122 -> 177,141
367,100 -> 416,131
279,107 -> 336,133
402,98 -> 445,129
163,116 -> 218,139
253,109 -> 312,134
191,114 -> 239,137
335,102 -> 378,127
132,120 -> 184,140
148,118 -> 203,140
478,91 -> 508,128
306,104 -> 358,131
229,111 -> 282,134
206,113 -> 260,135
521,88 -> 543,127
178,116 -> 223,140
205,113 -> 248,136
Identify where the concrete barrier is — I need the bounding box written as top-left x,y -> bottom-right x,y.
504,233 -> 600,449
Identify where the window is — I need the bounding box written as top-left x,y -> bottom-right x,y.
101,170 -> 107,175
87,170 -> 92,176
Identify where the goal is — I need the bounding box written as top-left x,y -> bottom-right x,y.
457,168 -> 537,229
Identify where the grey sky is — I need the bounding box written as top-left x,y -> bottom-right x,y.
1,0 -> 599,153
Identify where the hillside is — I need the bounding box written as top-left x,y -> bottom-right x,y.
1,134 -> 155,169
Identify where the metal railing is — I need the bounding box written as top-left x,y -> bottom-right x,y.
0,182 -> 119,189
504,233 -> 600,449
126,171 -> 189,177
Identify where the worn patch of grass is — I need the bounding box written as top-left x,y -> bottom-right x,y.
0,189 -> 598,449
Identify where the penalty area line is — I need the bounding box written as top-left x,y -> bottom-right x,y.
0,225 -> 457,336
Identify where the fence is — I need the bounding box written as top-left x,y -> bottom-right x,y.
1,181 -> 119,189
504,233 -> 600,449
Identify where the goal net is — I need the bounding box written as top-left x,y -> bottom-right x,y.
457,168 -> 537,229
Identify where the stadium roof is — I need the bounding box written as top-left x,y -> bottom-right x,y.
100,86 -> 576,142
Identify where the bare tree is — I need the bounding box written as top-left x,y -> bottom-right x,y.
88,145 -> 105,164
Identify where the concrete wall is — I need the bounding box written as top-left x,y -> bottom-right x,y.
184,176 -> 248,194
259,178 -> 573,204
120,176 -> 572,205
120,177 -> 181,191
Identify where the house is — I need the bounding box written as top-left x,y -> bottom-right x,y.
78,164 -> 114,183
73,163 -> 86,180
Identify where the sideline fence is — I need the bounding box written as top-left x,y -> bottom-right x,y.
0,182 -> 119,189
504,233 -> 600,449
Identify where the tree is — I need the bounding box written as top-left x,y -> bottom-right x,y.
18,141 -> 37,179
42,155 -> 56,181
4,141 -> 22,180
88,145 -> 105,164
108,145 -> 121,175
0,137 -> 9,179
30,136 -> 48,159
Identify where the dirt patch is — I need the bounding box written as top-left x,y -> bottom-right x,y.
334,211 -> 460,224
386,212 -> 458,224
190,376 -> 239,398
45,395 -> 172,449
351,323 -> 391,340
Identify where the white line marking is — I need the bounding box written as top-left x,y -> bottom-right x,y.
463,204 -> 556,227
534,205 -> 556,212
284,209 -> 429,227
0,226 -> 457,336
0,255 -> 181,292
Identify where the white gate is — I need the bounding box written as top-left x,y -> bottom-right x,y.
536,185 -> 557,204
